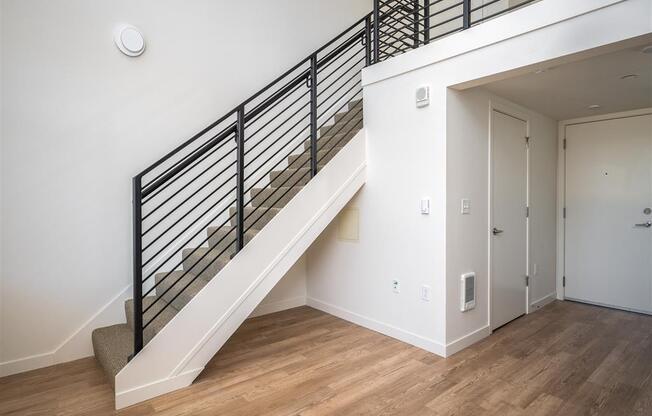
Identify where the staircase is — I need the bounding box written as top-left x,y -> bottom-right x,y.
92,100 -> 363,388
88,0 -> 538,408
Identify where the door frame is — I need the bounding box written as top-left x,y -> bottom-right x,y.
488,100 -> 531,330
557,107 -> 652,303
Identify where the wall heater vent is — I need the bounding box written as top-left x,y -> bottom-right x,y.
461,273 -> 476,312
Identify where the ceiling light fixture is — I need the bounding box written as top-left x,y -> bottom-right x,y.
642,45 -> 652,54
620,74 -> 639,80
588,104 -> 601,110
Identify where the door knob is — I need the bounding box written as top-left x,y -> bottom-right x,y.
635,221 -> 652,228
492,227 -> 504,235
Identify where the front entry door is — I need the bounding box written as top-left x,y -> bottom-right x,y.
565,114 -> 652,313
491,110 -> 528,330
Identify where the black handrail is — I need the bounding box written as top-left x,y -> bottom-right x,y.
130,0 -> 537,357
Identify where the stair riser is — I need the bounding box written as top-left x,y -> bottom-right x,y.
304,130 -> 359,151
229,207 -> 280,230
270,169 -> 311,188
348,99 -> 363,110
319,117 -> 362,137
125,298 -> 177,345
250,187 -> 302,208
288,147 -> 343,168
182,248 -> 228,281
207,227 -> 257,251
156,273 -> 207,311
334,110 -> 363,124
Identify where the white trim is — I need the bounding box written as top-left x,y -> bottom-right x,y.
0,285 -> 131,377
565,297 -> 652,317
306,297 -> 446,357
445,325 -> 491,357
115,367 -> 203,410
249,296 -> 307,318
557,108 -> 652,302
530,291 -> 557,311
0,352 -> 55,378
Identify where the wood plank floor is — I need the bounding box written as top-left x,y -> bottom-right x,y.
1,300 -> 652,415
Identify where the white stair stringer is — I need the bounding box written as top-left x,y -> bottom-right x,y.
114,130 -> 367,409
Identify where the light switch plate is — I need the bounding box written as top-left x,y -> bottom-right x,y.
421,198 -> 430,215
420,285 -> 431,301
461,199 -> 471,215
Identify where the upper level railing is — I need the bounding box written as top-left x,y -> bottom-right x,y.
373,0 -> 538,61
130,0 -> 537,357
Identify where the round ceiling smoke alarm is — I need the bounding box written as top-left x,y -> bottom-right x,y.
114,25 -> 145,57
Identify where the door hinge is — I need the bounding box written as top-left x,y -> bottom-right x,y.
563,207 -> 566,218
563,276 -> 566,287
526,275 -> 530,287
526,136 -> 530,147
563,138 -> 567,150
526,206 -> 530,218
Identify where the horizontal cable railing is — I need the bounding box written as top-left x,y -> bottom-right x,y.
131,0 -> 537,357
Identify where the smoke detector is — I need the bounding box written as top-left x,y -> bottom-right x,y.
114,25 -> 146,57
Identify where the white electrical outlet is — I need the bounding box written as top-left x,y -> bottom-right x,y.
420,285 -> 431,301
392,279 -> 400,293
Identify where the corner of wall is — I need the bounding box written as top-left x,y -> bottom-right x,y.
0,286 -> 130,377
249,255 -> 308,318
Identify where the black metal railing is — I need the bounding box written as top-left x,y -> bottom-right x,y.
130,0 -> 537,357
373,0 -> 537,61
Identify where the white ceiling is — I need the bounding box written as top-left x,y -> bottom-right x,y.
483,46 -> 652,120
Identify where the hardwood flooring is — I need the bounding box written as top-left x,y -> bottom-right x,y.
1,300 -> 652,415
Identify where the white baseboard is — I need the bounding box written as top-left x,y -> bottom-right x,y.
530,292 -> 557,311
445,325 -> 491,357
306,297 -> 446,357
0,285 -> 130,377
115,367 -> 203,410
249,296 -> 307,318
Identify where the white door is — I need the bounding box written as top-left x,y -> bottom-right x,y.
565,114 -> 652,313
491,110 -> 528,330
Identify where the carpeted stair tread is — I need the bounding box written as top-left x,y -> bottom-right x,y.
250,186 -> 304,208
269,168 -> 311,188
91,324 -> 133,388
207,226 -> 259,249
229,206 -> 281,230
125,297 -> 178,344
182,246 -> 231,280
288,146 -> 344,168
155,270 -> 207,311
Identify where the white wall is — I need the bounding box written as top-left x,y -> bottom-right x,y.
308,0 -> 649,357
251,256 -> 307,318
0,3 -> 3,366
0,0 -> 371,373
445,88 -> 558,347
